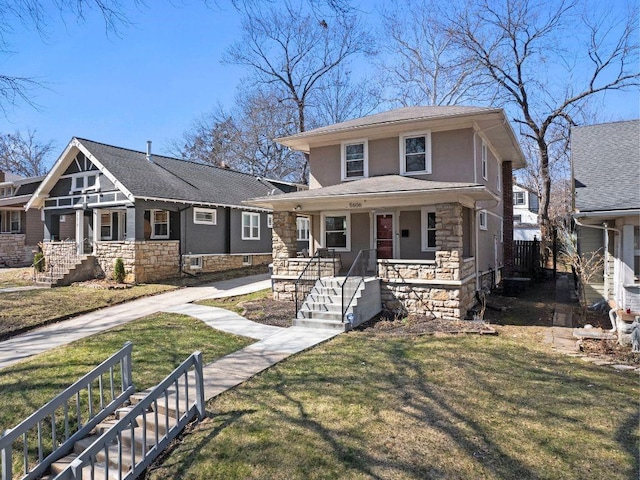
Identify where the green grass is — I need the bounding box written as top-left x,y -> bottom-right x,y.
197,288 -> 271,314
0,313 -> 254,432
148,330 -> 639,480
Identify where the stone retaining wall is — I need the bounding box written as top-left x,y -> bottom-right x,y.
0,234 -> 34,267
184,253 -> 272,274
133,241 -> 180,283
94,241 -> 137,283
272,257 -> 342,301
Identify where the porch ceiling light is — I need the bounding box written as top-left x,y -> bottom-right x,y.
294,205 -> 302,211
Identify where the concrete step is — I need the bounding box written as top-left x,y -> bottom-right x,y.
298,310 -> 343,321
74,435 -> 133,475
293,317 -> 348,331
307,293 -> 340,304
50,453 -> 118,480
130,388 -> 193,418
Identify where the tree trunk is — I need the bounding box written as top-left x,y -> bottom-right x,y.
537,139 -> 552,266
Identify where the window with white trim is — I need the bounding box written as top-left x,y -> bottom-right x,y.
151,210 -> 169,239
513,214 -> 522,223
70,172 -> 98,193
188,256 -> 202,269
496,161 -> 501,191
193,207 -> 217,225
341,140 -> 368,180
322,213 -> 350,250
514,191 -> 525,205
634,226 -> 640,279
10,211 -> 20,232
297,217 -> 310,241
267,214 -> 273,228
242,212 -> 260,240
421,208 -> 437,251
479,210 -> 487,230
481,141 -> 488,180
400,131 -> 431,174
100,212 -> 112,240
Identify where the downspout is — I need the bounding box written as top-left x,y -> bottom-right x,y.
573,217 -> 621,304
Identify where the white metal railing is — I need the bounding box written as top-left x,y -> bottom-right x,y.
0,343 -> 134,480
61,352 -> 205,480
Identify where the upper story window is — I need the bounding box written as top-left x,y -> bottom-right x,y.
421,207 -> 437,251
194,207 -> 217,225
479,210 -> 487,230
481,141 -> 488,180
151,210 -> 169,239
496,161 -> 501,192
0,186 -> 14,197
297,217 -> 310,241
242,212 -> 260,240
514,191 -> 526,206
341,140 -> 368,180
513,214 -> 522,223
70,172 -> 98,193
400,131 -> 432,175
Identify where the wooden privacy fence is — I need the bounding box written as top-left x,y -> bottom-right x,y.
513,239 -> 541,273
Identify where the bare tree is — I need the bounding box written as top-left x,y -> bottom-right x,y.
223,0 -> 374,182
0,129 -> 55,176
450,0 -> 640,258
379,0 -> 496,106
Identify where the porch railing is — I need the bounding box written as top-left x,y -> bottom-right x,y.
294,248 -> 337,315
63,351 -> 205,480
0,342 -> 134,480
33,240 -> 85,284
340,249 -> 376,324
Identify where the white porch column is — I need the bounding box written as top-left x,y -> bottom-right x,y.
75,210 -> 84,255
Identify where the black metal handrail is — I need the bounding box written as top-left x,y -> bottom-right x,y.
294,248 -> 337,315
340,249 -> 376,324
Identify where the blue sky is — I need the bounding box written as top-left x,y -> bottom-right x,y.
0,0 -> 638,166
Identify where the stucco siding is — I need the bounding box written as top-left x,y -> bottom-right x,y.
399,210 -> 431,259
309,144 -> 341,188
369,137 -> 400,176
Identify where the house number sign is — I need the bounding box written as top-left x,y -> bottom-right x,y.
348,202 -> 362,208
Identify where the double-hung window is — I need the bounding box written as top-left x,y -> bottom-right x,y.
194,207 -> 217,225
421,208 -> 437,251
341,140 -> 368,180
400,131 -> 431,174
514,191 -> 525,205
297,217 -> 310,241
10,211 -> 20,232
100,212 -> 112,240
242,212 -> 260,240
322,213 -> 349,250
151,210 -> 169,239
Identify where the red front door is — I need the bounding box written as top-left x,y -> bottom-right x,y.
376,214 -> 394,259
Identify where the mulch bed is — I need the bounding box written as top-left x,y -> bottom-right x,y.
356,312 -> 497,336
240,298 -> 295,328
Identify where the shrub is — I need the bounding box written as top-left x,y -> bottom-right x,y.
33,252 -> 45,272
114,257 -> 126,283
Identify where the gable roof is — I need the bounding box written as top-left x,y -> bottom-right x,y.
27,138 -> 285,210
572,120 -> 640,213
276,106 -> 526,168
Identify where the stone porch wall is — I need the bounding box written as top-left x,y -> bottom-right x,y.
94,241 -> 137,283
184,253 -> 272,274
0,234 -> 34,267
133,241 -> 180,283
272,258 -> 342,301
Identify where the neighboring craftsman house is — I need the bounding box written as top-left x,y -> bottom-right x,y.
26,138 -> 297,283
572,119 -> 640,310
247,106 -> 525,327
0,171 -> 44,267
513,183 -> 541,241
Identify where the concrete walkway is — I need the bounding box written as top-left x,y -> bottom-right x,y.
0,273 -> 272,370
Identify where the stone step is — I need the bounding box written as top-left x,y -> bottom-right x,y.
74,435 -> 134,475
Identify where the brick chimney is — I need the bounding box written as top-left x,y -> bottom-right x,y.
0,170 -> 5,183
502,161 -> 514,278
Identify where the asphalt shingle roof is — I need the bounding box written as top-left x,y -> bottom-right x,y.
78,138 -> 283,208
572,120 -> 640,212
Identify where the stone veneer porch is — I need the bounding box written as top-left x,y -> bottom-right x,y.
270,202 -> 478,321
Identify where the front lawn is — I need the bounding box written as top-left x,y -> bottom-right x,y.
148,329 -> 639,480
0,312 -> 254,432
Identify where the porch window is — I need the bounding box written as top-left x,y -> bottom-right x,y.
322,213 -> 350,250
421,208 -> 436,251
100,212 -> 112,240
400,131 -> 431,175
267,214 -> 273,228
194,207 -> 217,225
634,227 -> 640,279
341,140 -> 368,180
297,217 -> 310,241
514,191 -> 525,205
479,210 -> 487,230
9,211 -> 20,232
481,141 -> 488,180
242,212 -> 260,240
151,210 -> 170,239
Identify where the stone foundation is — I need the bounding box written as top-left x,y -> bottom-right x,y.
183,253 -> 272,274
271,257 -> 342,301
0,234 -> 35,267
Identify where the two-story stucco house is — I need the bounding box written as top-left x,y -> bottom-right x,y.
572,120 -> 640,311
513,183 -> 541,241
247,106 -> 525,328
26,138 -> 298,284
0,171 -> 45,267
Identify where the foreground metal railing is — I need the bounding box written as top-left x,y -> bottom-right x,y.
294,249 -> 337,315
62,352 -> 205,480
32,240 -> 85,284
0,343 -> 134,480
340,249 -> 376,323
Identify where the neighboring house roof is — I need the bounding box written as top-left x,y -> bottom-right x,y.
276,106 -> 526,169
0,174 -> 45,207
572,120 -> 640,214
28,138 -> 285,210
247,174 -> 498,210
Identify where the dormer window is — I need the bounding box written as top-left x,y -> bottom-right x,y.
70,172 -> 98,193
400,131 -> 431,175
341,140 -> 368,180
